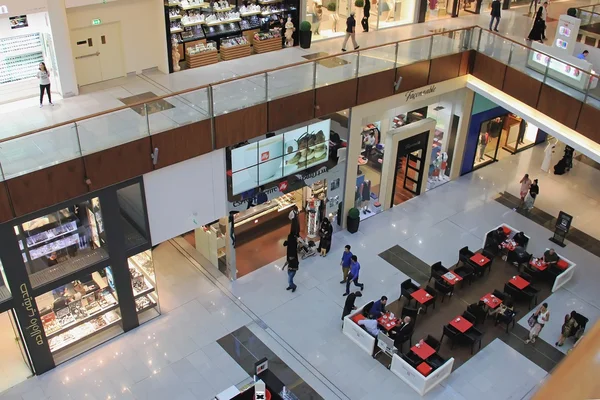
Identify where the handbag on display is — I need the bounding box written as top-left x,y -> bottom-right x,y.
527,313 -> 537,328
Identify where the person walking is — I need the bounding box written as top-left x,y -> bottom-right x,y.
343,255 -> 364,296
528,0 -> 538,15
37,62 -> 53,108
341,12 -> 359,52
478,131 -> 489,162
342,290 -> 363,320
490,0 -> 501,32
283,233 -> 299,292
524,179 -> 539,211
527,2 -> 548,42
526,303 -> 549,344
340,245 -> 353,283
317,218 -> 333,256
519,174 -> 532,208
361,0 -> 371,32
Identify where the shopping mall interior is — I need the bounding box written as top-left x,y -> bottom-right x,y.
0,0 -> 600,398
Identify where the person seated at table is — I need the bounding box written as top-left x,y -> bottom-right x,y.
543,248 -> 559,267
513,231 -> 527,247
358,318 -> 380,337
490,227 -> 507,249
369,296 -> 387,318
390,316 -> 412,338
556,311 -> 579,347
490,299 -> 514,319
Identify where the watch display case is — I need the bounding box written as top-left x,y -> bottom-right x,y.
16,197 -> 109,289
127,250 -> 160,321
0,33 -> 44,85
36,267 -> 123,362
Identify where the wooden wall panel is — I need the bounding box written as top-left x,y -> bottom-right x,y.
151,120 -> 213,169
459,50 -> 474,76
7,159 -> 88,217
268,90 -> 315,131
215,104 -> 268,148
472,53 -> 507,89
537,85 -> 582,129
315,79 -> 358,117
357,69 -> 395,105
428,53 -> 462,84
84,138 -> 153,191
501,67 -> 542,108
395,60 -> 430,93
0,183 -> 14,222
576,103 -> 600,143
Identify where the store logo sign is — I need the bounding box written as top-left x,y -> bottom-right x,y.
0,5 -> 8,14
405,85 -> 437,102
278,181 -> 288,192
19,284 -> 45,346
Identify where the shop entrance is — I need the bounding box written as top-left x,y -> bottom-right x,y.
391,131 -> 428,207
0,311 -> 33,392
71,23 -> 125,87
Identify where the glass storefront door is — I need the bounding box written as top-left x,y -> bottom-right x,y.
0,311 -> 33,392
391,131 -> 428,207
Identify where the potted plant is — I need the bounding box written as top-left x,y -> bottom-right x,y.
327,2 -> 336,11
299,21 -> 312,49
567,8 -> 577,17
354,0 -> 364,7
347,207 -> 360,233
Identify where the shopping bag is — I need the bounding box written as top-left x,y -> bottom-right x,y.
527,314 -> 536,328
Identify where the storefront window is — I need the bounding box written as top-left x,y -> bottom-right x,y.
128,250 -> 160,323
0,260 -> 10,303
472,115 -> 508,169
425,0 -> 452,20
357,122 -> 383,220
501,115 -> 539,154
307,0 -> 345,41
36,266 -> 123,364
117,183 -> 149,250
16,198 -> 108,289
375,0 -> 417,30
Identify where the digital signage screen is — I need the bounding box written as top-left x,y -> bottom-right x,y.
229,119 -> 331,196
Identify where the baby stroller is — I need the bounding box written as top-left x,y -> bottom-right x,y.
297,236 -> 317,259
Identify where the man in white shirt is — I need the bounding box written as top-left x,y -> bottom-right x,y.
358,318 -> 379,337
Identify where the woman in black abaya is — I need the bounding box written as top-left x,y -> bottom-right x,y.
527,3 -> 546,43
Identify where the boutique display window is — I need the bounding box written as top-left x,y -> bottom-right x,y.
306,0 -> 345,41
372,0 -> 417,30
128,250 -> 160,323
36,266 -> 123,364
16,198 -> 108,289
117,183 -> 150,251
501,115 -> 539,154
472,115 -> 510,169
0,261 -> 10,304
357,122 -> 383,220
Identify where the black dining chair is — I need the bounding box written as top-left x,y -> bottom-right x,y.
394,325 -> 415,352
361,301 -> 374,317
458,246 -> 475,268
523,263 -> 542,282
467,303 -> 487,325
463,327 -> 483,354
429,262 -> 448,284
400,279 -> 418,304
492,289 -> 508,302
462,310 -> 477,324
402,351 -> 421,368
424,334 -> 441,351
522,285 -> 539,309
495,309 -> 518,333
434,279 -> 454,303
401,306 -> 419,323
427,353 -> 447,370
519,272 -> 533,282
423,285 -> 437,312
453,264 -> 474,285
440,324 -> 460,349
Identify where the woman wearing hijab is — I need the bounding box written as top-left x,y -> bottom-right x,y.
524,179 -> 539,211
317,218 -> 333,256
527,2 -> 547,43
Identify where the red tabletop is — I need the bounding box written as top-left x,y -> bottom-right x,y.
449,316 -> 473,333
557,259 -> 569,270
480,293 -> 503,309
411,341 -> 436,360
416,362 -> 433,376
502,226 -> 512,236
470,253 -> 490,267
442,271 -> 462,285
411,288 -> 433,304
502,240 -> 517,251
377,314 -> 399,331
351,314 -> 366,324
509,275 -> 530,290
530,258 -> 548,271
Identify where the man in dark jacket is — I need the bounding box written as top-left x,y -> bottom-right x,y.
490,0 -> 501,32
342,291 -> 363,320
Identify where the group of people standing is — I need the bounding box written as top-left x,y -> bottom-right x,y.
518,173 -> 540,211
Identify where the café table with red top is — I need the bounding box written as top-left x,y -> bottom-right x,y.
502,239 -> 517,251
449,315 -> 473,333
480,293 -> 502,309
411,340 -> 436,360
509,275 -> 530,290
529,258 -> 548,271
416,362 -> 433,377
442,271 -> 462,285
411,288 -> 433,304
470,253 -> 490,267
377,314 -> 399,331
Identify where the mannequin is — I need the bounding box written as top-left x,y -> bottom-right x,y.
171,37 -> 181,72
312,1 -> 323,35
361,180 -> 371,214
541,141 -> 556,172
284,17 -> 295,47
439,152 -> 448,180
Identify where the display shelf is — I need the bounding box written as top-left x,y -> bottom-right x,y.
253,36 -> 282,53
45,302 -> 119,340
135,295 -> 157,314
22,221 -> 79,249
182,3 -> 210,9
206,18 -> 241,26
132,277 -> 155,299
213,6 -> 234,11
182,20 -> 205,27
170,14 -> 183,20
187,49 -> 219,67
50,315 -> 122,354
168,1 -> 181,5
128,258 -> 155,286
220,43 -> 251,60
171,27 -> 184,33
259,0 -> 284,3
240,10 -> 262,16
0,286 -> 11,304
261,9 -> 287,15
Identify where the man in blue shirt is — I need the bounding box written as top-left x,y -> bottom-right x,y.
577,50 -> 589,60
344,255 -> 365,296
340,245 -> 353,284
369,296 -> 387,318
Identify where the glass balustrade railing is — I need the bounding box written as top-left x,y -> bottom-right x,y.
0,25 -> 599,183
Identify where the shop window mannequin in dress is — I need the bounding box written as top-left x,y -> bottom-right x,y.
361,180 -> 371,214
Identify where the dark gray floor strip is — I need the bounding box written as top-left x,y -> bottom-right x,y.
495,191 -> 600,258
218,326 -> 323,400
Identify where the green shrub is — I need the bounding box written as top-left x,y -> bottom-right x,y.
348,207 -> 360,219
354,0 -> 364,7
567,7 -> 577,17
327,2 -> 336,11
300,21 -> 312,31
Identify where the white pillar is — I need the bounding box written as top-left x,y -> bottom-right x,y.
46,0 -> 78,97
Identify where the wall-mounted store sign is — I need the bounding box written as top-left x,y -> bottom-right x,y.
405,85 -> 437,102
